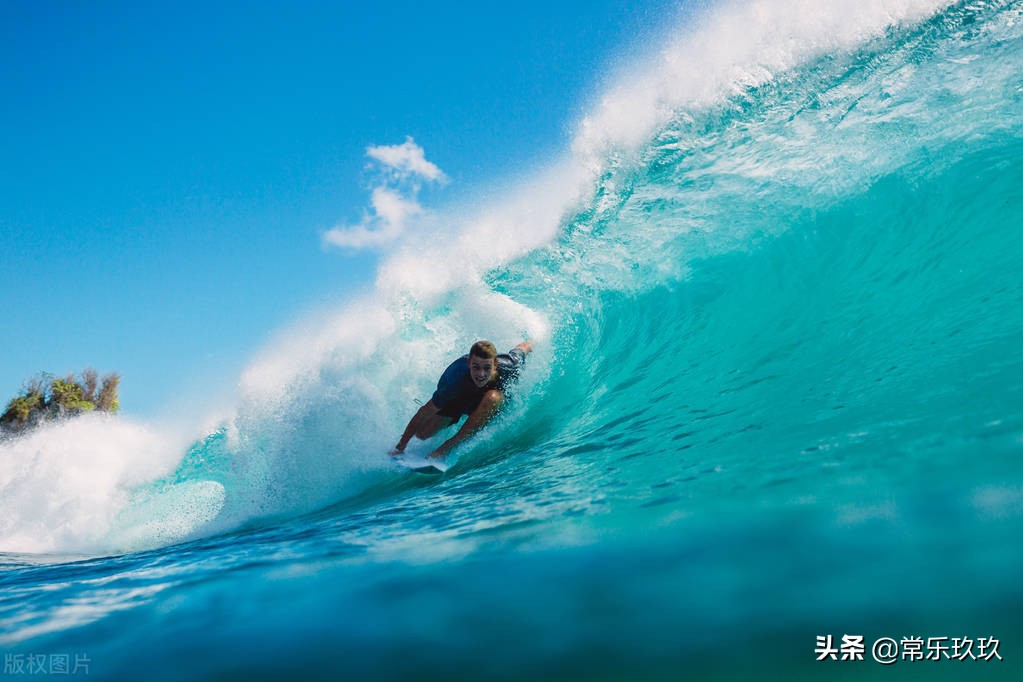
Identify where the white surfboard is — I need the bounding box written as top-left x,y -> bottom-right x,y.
392,453 -> 449,475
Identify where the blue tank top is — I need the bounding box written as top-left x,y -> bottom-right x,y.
430,348 -> 526,418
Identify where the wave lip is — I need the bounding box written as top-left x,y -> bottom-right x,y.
574,0 -> 956,160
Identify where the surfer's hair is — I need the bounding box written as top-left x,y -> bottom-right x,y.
469,340 -> 498,361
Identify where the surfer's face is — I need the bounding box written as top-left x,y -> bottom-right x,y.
468,355 -> 497,387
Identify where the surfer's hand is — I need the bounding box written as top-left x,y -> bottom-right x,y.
389,447 -> 404,456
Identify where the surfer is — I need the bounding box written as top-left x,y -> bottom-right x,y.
391,340 -> 532,461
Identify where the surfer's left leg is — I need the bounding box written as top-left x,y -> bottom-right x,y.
414,412 -> 456,439
392,400 -> 457,454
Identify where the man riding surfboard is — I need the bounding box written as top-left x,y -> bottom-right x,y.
391,339 -> 533,461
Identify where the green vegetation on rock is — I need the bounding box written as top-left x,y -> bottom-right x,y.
0,369 -> 120,435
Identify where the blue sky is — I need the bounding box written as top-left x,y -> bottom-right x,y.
1,0 -> 672,417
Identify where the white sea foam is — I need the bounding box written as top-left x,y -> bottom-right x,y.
0,415 -> 187,554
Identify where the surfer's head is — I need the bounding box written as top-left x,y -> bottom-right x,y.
468,340 -> 499,387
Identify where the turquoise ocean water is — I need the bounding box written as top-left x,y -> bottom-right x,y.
2,1 -> 1022,679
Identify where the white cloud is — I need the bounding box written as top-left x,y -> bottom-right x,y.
323,188 -> 422,250
370,186 -> 420,226
323,138 -> 446,251
366,137 -> 446,182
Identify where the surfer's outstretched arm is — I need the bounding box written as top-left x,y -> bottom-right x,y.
428,389 -> 504,460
